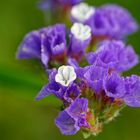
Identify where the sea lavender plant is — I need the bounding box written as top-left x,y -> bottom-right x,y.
16,2 -> 140,138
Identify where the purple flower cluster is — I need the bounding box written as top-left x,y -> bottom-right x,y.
55,98 -> 88,135
71,3 -> 138,39
17,23 -> 92,67
86,40 -> 138,72
34,46 -> 139,135
17,24 -> 67,67
17,2 -> 140,138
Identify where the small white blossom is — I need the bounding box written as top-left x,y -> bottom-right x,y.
71,23 -> 91,41
71,3 -> 95,22
55,65 -> 77,87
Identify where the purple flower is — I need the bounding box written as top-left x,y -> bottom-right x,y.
55,110 -> 80,135
67,58 -> 79,69
84,65 -> 108,93
17,24 -> 67,67
86,40 -> 139,72
64,83 -> 81,103
66,98 -> 88,117
35,69 -> 66,100
91,4 -> 138,39
103,72 -> 126,98
69,23 -> 92,60
78,117 -> 89,128
86,41 -> 120,69
71,4 -> 138,39
36,65 -> 79,103
55,98 -> 88,135
16,31 -> 41,59
123,75 -> 140,107
116,46 -> 139,71
41,24 -> 66,66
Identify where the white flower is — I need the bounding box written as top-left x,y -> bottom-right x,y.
71,23 -> 91,41
55,65 -> 77,87
71,3 -> 95,22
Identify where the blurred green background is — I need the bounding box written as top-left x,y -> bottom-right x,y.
0,0 -> 140,140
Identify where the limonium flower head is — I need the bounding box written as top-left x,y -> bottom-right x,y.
103,72 -> 126,98
71,3 -> 138,39
17,2 -> 140,138
34,62 -> 140,137
17,23 -> 92,67
69,23 -> 92,59
86,40 -> 139,72
16,31 -> 41,59
92,4 -> 138,39
123,75 -> 140,107
55,98 -> 88,135
17,24 -> 67,67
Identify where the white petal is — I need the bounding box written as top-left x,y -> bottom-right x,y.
58,65 -> 65,74
63,66 -> 70,81
55,74 -> 63,83
55,65 -> 77,87
71,3 -> 95,22
71,23 -> 91,41
69,71 -> 77,81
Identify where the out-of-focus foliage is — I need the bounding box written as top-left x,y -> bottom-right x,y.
0,0 -> 140,140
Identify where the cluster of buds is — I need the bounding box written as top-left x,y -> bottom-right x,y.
16,2 -> 139,138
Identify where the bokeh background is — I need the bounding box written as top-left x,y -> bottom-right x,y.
0,0 -> 140,140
